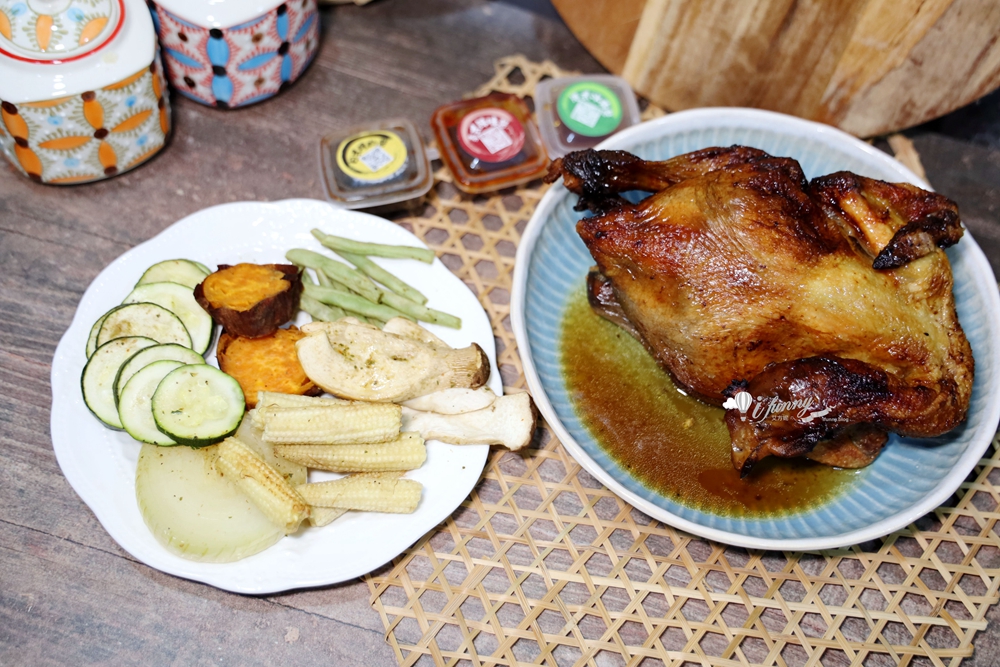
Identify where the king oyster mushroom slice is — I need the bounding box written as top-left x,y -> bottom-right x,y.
382,317 -> 449,347
401,392 -> 538,451
401,387 -> 497,414
297,320 -> 490,402
340,316 -> 379,330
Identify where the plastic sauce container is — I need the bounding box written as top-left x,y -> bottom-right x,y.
431,92 -> 548,194
535,75 -> 641,158
319,118 -> 433,212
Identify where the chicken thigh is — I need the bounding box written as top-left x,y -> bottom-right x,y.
547,147 -> 973,475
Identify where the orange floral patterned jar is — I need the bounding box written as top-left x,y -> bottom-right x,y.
0,0 -> 171,184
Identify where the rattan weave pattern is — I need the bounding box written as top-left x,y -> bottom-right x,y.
365,55 -> 1000,667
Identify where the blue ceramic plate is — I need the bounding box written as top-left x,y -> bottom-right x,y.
511,108 -> 1000,551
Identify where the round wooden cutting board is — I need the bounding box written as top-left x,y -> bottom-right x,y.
552,0 -> 1000,137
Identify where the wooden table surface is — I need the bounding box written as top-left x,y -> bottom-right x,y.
3,1 -> 999,665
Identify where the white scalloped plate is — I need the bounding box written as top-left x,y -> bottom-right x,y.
51,199 -> 497,593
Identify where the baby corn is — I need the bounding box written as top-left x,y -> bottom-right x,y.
251,393 -> 351,430
273,432 -> 426,472
297,473 -> 422,513
261,403 -> 402,445
309,506 -> 347,527
256,391 -> 349,410
215,437 -> 310,533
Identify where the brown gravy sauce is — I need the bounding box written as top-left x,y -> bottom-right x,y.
560,288 -> 860,517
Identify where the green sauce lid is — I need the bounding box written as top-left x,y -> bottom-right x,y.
557,81 -> 623,138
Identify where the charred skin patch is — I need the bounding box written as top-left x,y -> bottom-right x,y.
724,355 -> 952,476
547,146 -> 774,211
873,209 -> 963,269
811,171 -> 963,268
586,269 -> 641,340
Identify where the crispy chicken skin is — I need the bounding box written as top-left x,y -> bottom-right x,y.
548,147 -> 973,475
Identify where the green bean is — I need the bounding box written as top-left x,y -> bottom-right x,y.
302,266 -> 376,323
314,269 -> 332,287
317,271 -> 355,295
312,229 -> 436,264
378,291 -> 462,329
286,249 -> 381,302
303,283 -> 407,323
345,312 -> 384,327
315,268 -> 355,296
300,294 -> 346,322
299,268 -> 315,285
298,270 -> 348,321
337,251 -> 428,305
343,312 -> 371,324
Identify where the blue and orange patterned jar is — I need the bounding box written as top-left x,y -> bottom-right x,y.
148,0 -> 319,109
0,0 -> 171,183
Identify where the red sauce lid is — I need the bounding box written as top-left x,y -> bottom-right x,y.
457,107 -> 526,163
431,92 -> 548,194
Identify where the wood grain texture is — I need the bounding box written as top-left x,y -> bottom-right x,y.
827,0 -> 1000,136
0,3 -> 602,665
550,0 -> 645,72
560,0 -> 1000,136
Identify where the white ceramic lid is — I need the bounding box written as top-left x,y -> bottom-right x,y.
0,0 -> 124,62
0,0 -> 154,103
152,0 -> 288,29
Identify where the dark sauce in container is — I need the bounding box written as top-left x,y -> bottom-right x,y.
536,75 -> 641,158
560,288 -> 860,517
431,93 -> 548,194
319,118 -> 433,212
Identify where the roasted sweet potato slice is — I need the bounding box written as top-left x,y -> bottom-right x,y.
195,263 -> 301,338
216,326 -> 322,408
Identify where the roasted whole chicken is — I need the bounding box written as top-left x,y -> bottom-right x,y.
546,146 -> 973,475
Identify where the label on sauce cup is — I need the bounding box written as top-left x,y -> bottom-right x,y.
336,130 -> 408,183
557,82 -> 623,137
457,107 -> 526,163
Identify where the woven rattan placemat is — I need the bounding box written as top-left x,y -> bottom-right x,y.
365,56 -> 1000,667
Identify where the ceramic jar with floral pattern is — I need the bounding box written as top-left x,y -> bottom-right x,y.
149,0 -> 319,109
0,0 -> 170,184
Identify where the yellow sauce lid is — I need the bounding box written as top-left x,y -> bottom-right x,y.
335,130 -> 408,183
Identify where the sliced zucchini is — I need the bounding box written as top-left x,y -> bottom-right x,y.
122,282 -> 213,355
114,343 -> 206,405
119,360 -> 185,445
85,312 -> 109,358
136,259 -> 210,289
82,336 -> 158,429
96,303 -> 192,349
135,443 -> 284,562
152,364 -> 245,447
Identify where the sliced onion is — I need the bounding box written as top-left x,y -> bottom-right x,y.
235,412 -> 307,487
135,443 -> 283,563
